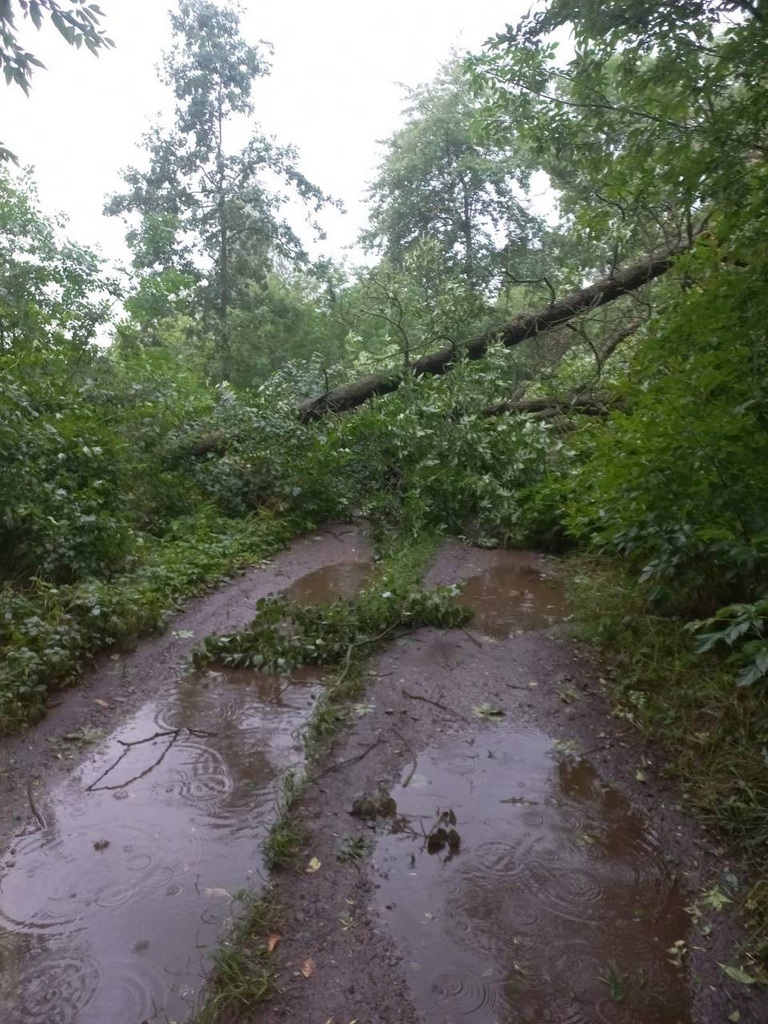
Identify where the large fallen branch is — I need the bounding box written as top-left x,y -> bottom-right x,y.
297,242 -> 688,422
480,393 -> 625,419
479,316 -> 642,418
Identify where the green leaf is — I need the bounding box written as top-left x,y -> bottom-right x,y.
719,964 -> 755,986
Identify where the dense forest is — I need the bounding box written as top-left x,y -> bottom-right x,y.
2,0 -> 768,970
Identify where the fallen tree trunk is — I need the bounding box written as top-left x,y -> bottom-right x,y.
480,394 -> 625,419
297,243 -> 687,422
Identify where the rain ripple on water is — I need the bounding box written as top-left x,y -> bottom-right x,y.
376,730 -> 691,1024
0,667 -> 319,1024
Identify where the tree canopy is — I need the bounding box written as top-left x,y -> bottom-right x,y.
106,0 -> 332,384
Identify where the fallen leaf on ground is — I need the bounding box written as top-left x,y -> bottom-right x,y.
93,699 -> 110,708
720,963 -> 755,985
306,856 -> 321,873
472,703 -> 505,720
300,957 -> 316,978
266,933 -> 281,954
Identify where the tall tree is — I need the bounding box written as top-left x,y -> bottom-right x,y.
364,61 -> 541,293
107,0 -> 329,380
466,0 -> 768,269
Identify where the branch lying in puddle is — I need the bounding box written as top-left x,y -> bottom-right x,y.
27,778 -> 47,830
401,688 -> 468,721
86,727 -> 216,792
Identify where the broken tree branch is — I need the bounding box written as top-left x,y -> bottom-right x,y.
297,241 -> 690,422
480,394 -> 624,419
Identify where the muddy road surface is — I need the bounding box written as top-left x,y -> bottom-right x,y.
0,533 -> 764,1024
256,543 -> 767,1024
0,526 -> 372,1024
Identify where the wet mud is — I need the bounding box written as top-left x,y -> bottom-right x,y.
0,525 -> 371,1024
255,540 -> 767,1024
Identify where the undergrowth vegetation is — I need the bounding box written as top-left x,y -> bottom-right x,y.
2,0 -> 768,974
567,560 -> 768,966
0,507 -> 294,730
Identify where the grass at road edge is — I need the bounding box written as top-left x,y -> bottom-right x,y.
566,556 -> 768,973
0,507 -> 298,733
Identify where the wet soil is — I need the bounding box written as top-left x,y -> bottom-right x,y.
255,542 -> 768,1024
1,534 -> 765,1024
0,525 -> 372,1023
376,732 -> 690,1023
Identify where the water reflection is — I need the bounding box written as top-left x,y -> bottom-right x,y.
0,668 -> 319,1024
283,560 -> 372,604
457,556 -> 566,638
376,730 -> 690,1024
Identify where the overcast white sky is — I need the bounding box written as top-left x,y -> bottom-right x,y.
2,0 -> 532,270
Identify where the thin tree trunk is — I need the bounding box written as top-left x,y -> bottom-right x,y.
297,240 -> 689,422
216,91 -> 231,376
461,180 -> 474,289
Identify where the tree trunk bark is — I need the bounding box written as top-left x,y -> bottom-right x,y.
297,241 -> 688,423
480,394 -> 626,419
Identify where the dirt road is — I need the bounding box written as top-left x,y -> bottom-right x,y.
0,531 -> 764,1024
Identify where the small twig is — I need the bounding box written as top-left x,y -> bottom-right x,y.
267,681 -> 294,704
460,626 -> 482,648
312,738 -> 384,781
352,622 -> 410,651
401,689 -> 467,720
27,779 -> 47,831
115,728 -> 178,748
87,729 -> 181,792
402,758 -> 418,788
391,726 -> 418,788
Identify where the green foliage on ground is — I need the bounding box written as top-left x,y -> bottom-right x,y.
567,558 -> 768,965
195,530 -> 469,676
0,508 -> 294,731
189,891 -> 279,1023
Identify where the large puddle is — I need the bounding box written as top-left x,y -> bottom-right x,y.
0,547 -> 377,1024
374,730 -> 690,1024
0,668 -> 319,1024
282,560 -> 372,603
453,553 -> 566,638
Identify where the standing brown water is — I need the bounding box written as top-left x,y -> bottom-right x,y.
456,559 -> 566,637
0,668 -> 319,1024
369,546 -> 689,1023
375,729 -> 690,1024
283,560 -> 373,603
0,527 -> 373,1024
